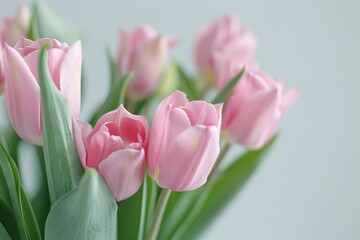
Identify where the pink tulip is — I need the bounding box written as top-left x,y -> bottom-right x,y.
116,26 -> 177,100
147,90 -> 222,191
0,48 -> 4,93
1,5 -> 30,47
72,105 -> 150,201
222,70 -> 299,149
3,38 -> 82,145
194,15 -> 257,88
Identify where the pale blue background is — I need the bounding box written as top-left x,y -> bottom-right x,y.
1,0 -> 360,239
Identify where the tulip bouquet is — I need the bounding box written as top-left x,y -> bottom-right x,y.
0,3 -> 299,240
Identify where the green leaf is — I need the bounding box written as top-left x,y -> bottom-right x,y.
38,45 -> 82,204
90,72 -> 132,125
211,67 -> 246,104
0,143 -> 41,240
117,184 -> 143,240
161,137 -> 277,240
29,1 -> 78,43
0,199 -> 20,240
45,169 -> 118,240
0,222 -> 12,240
138,174 -> 158,240
176,63 -> 201,101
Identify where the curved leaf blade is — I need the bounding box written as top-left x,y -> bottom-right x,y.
0,143 -> 41,240
211,67 -> 245,104
39,45 -> 82,204
0,222 -> 12,240
90,72 -> 132,125
45,169 -> 118,240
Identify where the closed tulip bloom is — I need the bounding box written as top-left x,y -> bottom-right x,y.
222,70 -> 299,149
147,90 -> 222,191
3,38 -> 82,145
116,26 -> 177,100
195,15 -> 257,87
1,5 -> 30,47
72,105 -> 150,201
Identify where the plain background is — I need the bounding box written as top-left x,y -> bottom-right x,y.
1,0 -> 360,239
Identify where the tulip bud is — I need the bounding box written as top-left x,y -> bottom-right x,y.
222,70 -> 299,149
147,90 -> 222,191
3,38 -> 82,145
1,5 -> 30,47
116,26 -> 177,100
72,105 -> 150,201
194,15 -> 257,88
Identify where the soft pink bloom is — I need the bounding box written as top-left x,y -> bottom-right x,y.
194,15 -> 257,88
116,26 -> 177,100
3,38 -> 82,145
147,90 -> 222,191
222,70 -> 300,149
0,48 -> 4,93
72,105 -> 149,201
1,5 -> 30,47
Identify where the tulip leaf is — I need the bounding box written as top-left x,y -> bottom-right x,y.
0,222 -> 12,240
38,45 -> 83,204
160,136 -> 277,240
29,1 -> 78,43
45,169 -> 118,240
176,63 -> 201,101
0,142 -> 41,240
90,72 -> 133,126
117,184 -> 143,240
211,66 -> 246,104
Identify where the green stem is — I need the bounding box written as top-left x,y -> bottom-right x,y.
208,141 -> 231,180
147,188 -> 172,240
137,175 -> 147,240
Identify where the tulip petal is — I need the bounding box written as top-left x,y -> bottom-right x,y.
183,100 -> 220,126
130,36 -> 167,98
147,104 -> 191,178
72,118 -> 92,168
156,125 -> 220,191
98,148 -> 145,201
3,44 -> 42,145
94,105 -> 150,146
229,88 -> 281,149
282,88 -> 300,112
60,40 -> 82,117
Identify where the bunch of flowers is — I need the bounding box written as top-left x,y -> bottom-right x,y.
0,3 -> 299,240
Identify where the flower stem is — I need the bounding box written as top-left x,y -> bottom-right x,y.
137,175 -> 147,240
208,141 -> 232,180
147,188 -> 172,240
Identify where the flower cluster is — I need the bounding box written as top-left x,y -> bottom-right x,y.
0,4 -> 299,239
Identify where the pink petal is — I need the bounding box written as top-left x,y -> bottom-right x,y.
98,148 -> 145,201
156,125 -> 220,191
147,102 -> 191,178
183,100 -> 221,126
3,44 -> 42,145
72,118 -> 92,168
60,40 -> 82,118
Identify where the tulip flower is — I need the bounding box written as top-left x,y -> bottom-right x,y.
2,38 -> 82,145
1,5 -> 30,47
222,70 -> 299,149
0,48 -> 4,93
194,15 -> 257,88
116,26 -> 177,100
72,105 -> 150,201
147,90 -> 222,191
